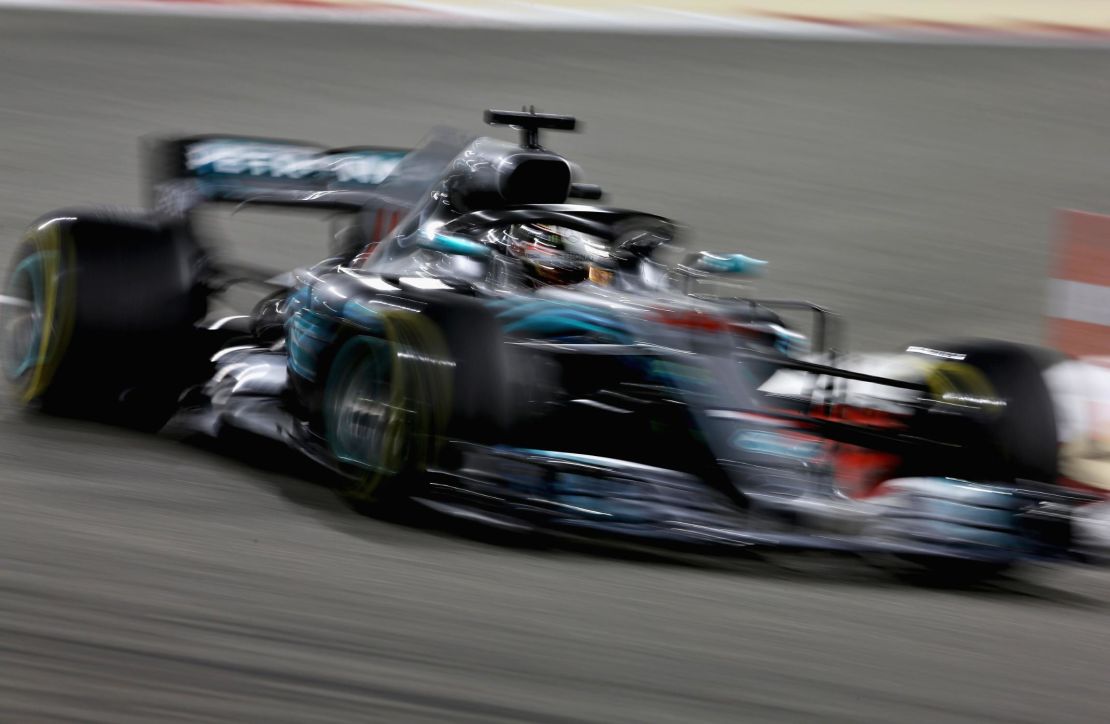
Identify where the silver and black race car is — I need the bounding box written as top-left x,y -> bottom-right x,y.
4,109 -> 1103,581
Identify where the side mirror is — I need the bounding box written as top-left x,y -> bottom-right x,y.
686,251 -> 767,275
568,183 -> 603,200
418,233 -> 491,258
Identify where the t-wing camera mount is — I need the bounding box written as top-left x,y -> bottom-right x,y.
483,107 -> 602,200
484,107 -> 578,150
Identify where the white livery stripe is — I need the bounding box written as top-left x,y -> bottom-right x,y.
1048,279 -> 1110,327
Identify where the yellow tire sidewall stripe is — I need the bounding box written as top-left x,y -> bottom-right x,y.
20,222 -> 76,403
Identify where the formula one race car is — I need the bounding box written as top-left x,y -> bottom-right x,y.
4,109 -> 1106,580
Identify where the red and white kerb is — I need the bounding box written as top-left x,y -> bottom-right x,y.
1047,210 -> 1110,357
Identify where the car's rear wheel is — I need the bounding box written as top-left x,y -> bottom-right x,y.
2,209 -> 209,428
899,340 -> 1064,484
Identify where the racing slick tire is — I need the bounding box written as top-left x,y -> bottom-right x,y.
2,209 -> 209,429
322,300 -> 510,505
900,340 -> 1064,484
866,341 -> 1068,583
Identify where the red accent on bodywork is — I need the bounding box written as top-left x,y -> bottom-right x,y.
651,309 -> 730,333
834,447 -> 902,498
811,404 -> 908,430
1057,475 -> 1110,500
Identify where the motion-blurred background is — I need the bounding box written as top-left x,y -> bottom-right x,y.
3,3 -> 1110,722
5,4 -> 1110,349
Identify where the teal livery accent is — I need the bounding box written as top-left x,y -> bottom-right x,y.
287,309 -> 338,381
186,138 -> 407,188
339,299 -> 386,332
646,358 -> 716,391
695,253 -> 767,275
491,297 -> 633,343
286,283 -> 390,382
730,429 -> 824,461
500,450 -> 674,523
421,233 -> 491,257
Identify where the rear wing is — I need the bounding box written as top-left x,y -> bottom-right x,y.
145,135 -> 411,214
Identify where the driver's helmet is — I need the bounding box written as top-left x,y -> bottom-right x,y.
504,223 -> 591,286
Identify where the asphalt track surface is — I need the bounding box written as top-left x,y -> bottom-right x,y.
5,10 -> 1110,723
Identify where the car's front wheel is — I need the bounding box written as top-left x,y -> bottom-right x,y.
323,312 -> 454,503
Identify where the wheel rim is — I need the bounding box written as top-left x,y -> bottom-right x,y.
326,337 -> 409,476
2,253 -> 45,384
3,224 -> 75,403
